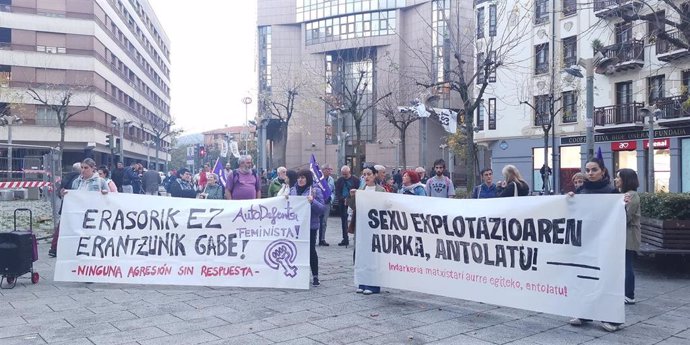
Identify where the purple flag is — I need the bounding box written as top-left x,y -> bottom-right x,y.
309,154 -> 331,201
212,158 -> 226,188
596,147 -> 603,161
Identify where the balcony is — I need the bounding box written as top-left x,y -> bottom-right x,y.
593,0 -> 643,18
656,31 -> 690,62
594,102 -> 645,132
655,95 -> 690,127
600,40 -> 645,73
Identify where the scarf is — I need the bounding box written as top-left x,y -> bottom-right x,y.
296,183 -> 310,196
401,182 -> 424,193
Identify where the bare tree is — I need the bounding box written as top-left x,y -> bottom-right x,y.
26,86 -> 93,163
138,109 -> 183,169
262,86 -> 300,168
378,69 -> 425,169
408,1 -> 533,191
320,48 -> 392,169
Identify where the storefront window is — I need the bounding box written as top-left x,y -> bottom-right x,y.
683,138 -> 690,192
645,148 -> 671,192
613,151 -> 637,172
559,146 -> 581,193
533,147 -> 553,194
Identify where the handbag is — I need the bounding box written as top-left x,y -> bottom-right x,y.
276,184 -> 289,197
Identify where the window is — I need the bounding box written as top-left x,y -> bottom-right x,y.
615,22 -> 632,44
477,52 -> 485,84
562,36 -> 577,68
477,7 -> 485,39
477,99 -> 485,130
535,43 -> 549,74
488,51 -> 496,82
648,75 -> 665,104
562,91 -> 577,123
562,0 -> 576,16
37,106 -> 59,126
488,98 -> 496,129
535,0 -> 549,25
534,95 -> 550,126
489,5 -> 497,37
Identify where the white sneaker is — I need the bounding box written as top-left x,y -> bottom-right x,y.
355,288 -> 364,293
625,297 -> 636,305
601,322 -> 619,332
362,289 -> 373,295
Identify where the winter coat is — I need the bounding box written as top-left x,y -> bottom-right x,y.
498,181 -> 530,197
290,184 -> 326,230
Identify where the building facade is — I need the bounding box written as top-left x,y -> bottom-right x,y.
0,0 -> 171,172
257,0 -> 473,179
475,0 -> 690,193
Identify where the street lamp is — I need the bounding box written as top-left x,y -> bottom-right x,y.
564,52 -> 611,161
0,114 -> 23,178
112,119 -> 133,164
640,106 -> 662,193
242,96 -> 252,154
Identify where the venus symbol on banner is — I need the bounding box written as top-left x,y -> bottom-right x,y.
264,239 -> 298,277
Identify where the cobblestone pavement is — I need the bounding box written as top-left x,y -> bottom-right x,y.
1,213 -> 690,345
0,199 -> 55,238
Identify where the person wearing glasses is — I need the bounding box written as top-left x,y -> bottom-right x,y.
170,168 -> 197,198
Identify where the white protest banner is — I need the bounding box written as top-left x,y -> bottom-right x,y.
354,192 -> 626,323
55,192 -> 311,289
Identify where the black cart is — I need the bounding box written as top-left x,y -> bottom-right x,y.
0,208 -> 40,288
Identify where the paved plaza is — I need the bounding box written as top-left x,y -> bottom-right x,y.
1,210 -> 690,345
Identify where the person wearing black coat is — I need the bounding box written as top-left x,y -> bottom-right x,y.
497,164 -> 530,197
568,157 -> 622,332
169,168 -> 197,198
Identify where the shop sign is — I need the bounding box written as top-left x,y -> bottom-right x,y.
643,138 -> 670,150
611,141 -> 637,151
560,126 -> 690,145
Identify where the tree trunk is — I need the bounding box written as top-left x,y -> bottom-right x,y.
155,139 -> 160,170
354,118 -> 365,172
401,136 -> 407,169
464,111 -> 476,193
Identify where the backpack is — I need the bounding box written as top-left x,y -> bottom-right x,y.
232,169 -> 259,192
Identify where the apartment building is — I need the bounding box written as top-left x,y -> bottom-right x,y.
0,0 -> 171,171
257,0 -> 473,177
474,0 -> 690,193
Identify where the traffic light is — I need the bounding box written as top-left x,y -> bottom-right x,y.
106,134 -> 113,149
199,145 -> 206,158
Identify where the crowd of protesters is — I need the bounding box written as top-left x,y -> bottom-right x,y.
50,153 -> 641,332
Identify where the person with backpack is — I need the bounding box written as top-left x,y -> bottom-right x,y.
472,168 -> 501,199
225,155 -> 261,200
425,159 -> 454,198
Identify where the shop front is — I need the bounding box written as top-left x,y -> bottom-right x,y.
561,126 -> 690,193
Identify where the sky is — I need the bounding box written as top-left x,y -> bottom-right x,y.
147,0 -> 258,135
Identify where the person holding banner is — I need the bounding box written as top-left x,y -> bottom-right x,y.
398,170 -> 426,196
614,168 -> 641,305
497,165 -> 530,197
568,158 -> 622,332
290,169 -> 326,287
348,166 -> 386,295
